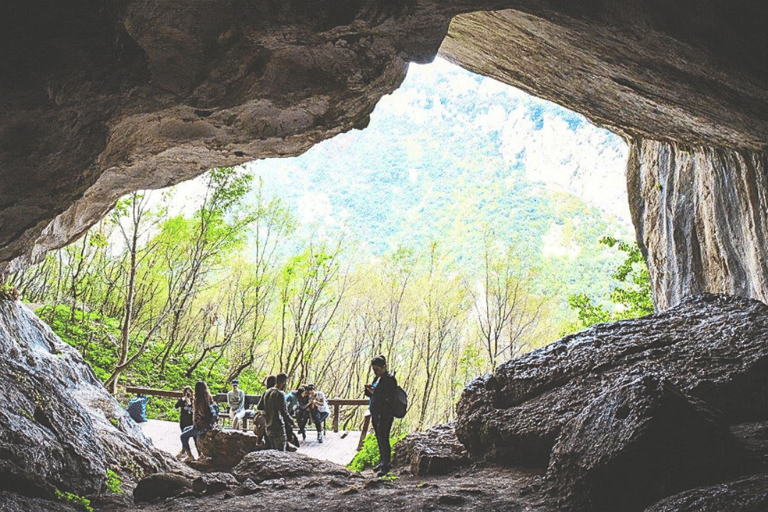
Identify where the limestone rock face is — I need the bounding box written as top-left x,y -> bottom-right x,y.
628,139 -> 768,311
2,1 -> 768,314
455,293 -> 768,467
0,301 -> 192,499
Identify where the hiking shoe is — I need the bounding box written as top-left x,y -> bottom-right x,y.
318,433 -> 323,443
300,430 -> 306,441
376,465 -> 391,478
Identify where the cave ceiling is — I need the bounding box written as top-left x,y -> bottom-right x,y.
1,1 -> 766,308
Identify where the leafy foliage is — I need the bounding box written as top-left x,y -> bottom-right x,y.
568,236 -> 654,328
347,432 -> 406,472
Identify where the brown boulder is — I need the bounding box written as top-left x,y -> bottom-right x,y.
191,472 -> 240,495
133,473 -> 192,503
194,428 -> 266,471
232,451 -> 352,484
393,423 -> 470,476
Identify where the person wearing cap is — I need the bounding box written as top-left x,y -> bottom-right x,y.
227,378 -> 246,430
364,355 -> 397,477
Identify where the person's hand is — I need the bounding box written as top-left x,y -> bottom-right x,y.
364,384 -> 374,393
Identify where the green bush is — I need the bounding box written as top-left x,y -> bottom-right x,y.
347,431 -> 406,472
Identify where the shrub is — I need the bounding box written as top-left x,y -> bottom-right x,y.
347,431 -> 406,472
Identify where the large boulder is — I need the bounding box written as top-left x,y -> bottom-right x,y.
133,473 -> 193,503
644,474 -> 768,512
194,428 -> 266,471
0,301 -> 193,500
393,423 -> 470,476
232,450 -> 352,483
456,294 -> 768,467
546,372 -> 738,512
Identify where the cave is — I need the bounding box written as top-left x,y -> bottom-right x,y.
1,1 -> 768,511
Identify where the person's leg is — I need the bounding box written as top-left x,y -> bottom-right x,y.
371,415 -> 382,471
376,415 -> 394,475
267,431 -> 286,451
297,411 -> 308,439
179,425 -> 196,459
315,411 -> 329,442
233,409 -> 246,430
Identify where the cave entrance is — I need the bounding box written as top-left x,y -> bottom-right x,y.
12,58 -> 633,432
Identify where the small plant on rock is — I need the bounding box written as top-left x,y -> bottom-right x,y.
55,489 -> 93,512
106,469 -> 121,493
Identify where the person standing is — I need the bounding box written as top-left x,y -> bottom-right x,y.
227,378 -> 247,430
178,381 -> 216,461
364,355 -> 397,477
263,373 -> 289,451
174,386 -> 194,458
306,384 -> 330,443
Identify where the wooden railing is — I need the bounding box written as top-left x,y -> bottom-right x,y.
126,386 -> 369,433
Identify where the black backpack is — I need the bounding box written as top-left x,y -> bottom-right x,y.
393,385 -> 408,419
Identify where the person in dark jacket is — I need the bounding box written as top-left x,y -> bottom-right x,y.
364,355 -> 397,477
174,386 -> 194,458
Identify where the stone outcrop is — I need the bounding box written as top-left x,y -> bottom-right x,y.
1,2 -> 768,313
547,373 -> 738,512
193,428 -> 267,471
231,450 -> 353,484
393,423 -> 470,476
644,474 -> 768,512
0,300 -> 193,501
456,293 -> 768,510
133,473 -> 193,503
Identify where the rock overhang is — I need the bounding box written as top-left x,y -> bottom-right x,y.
1,1 -> 767,310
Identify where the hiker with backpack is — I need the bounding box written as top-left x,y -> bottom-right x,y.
364,355 -> 399,477
178,380 -> 218,461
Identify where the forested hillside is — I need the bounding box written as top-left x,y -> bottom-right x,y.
8,59 -> 636,432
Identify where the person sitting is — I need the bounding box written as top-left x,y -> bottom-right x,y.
227,378 -> 246,430
178,381 -> 217,461
306,384 -> 330,443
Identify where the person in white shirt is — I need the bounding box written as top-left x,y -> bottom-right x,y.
306,384 -> 330,443
227,378 -> 246,430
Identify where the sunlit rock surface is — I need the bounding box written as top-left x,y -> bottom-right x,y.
628,139 -> 768,311
1,1 -> 768,313
0,301 -> 192,500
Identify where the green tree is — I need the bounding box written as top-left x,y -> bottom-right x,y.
568,236 -> 654,328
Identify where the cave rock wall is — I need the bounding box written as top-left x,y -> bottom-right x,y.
628,140 -> 768,311
0,301 -> 192,499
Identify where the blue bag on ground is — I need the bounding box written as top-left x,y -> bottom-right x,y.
126,396 -> 149,423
